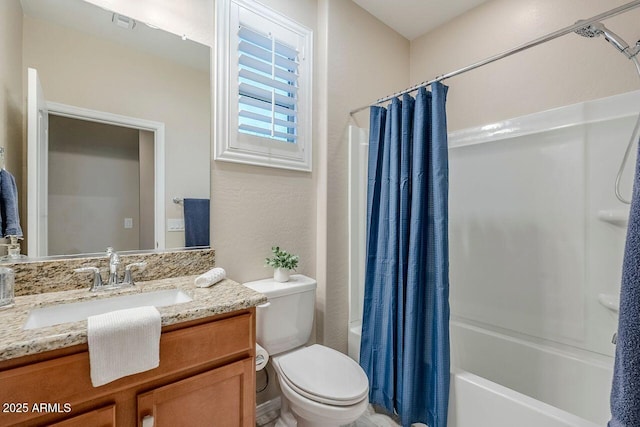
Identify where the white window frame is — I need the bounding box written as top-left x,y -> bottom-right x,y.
215,0 -> 313,172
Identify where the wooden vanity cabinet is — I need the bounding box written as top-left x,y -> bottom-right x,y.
0,309 -> 256,427
137,359 -> 254,427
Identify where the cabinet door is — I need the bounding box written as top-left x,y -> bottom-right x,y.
49,404 -> 116,427
137,358 -> 255,427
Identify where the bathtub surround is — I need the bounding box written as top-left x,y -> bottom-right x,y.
360,85 -> 450,427
443,91 -> 638,423
4,247 -> 214,295
609,143 -> 640,426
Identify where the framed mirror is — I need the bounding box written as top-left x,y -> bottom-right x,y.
17,0 -> 211,257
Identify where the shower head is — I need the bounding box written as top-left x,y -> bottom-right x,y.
575,20 -> 631,55
574,22 -> 604,38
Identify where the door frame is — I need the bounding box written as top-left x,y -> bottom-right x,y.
33,102 -> 166,253
27,68 -> 48,257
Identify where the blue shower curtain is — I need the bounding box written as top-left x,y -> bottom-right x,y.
360,83 -> 450,427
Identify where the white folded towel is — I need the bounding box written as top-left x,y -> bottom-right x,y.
194,267 -> 226,288
88,306 -> 161,387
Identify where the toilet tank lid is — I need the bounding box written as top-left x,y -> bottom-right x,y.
243,274 -> 317,298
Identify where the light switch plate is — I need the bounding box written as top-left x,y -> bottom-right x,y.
124,218 -> 133,229
167,218 -> 185,232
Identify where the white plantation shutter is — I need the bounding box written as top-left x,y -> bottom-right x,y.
237,26 -> 298,143
215,0 -> 313,171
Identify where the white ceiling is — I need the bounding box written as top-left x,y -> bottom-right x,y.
353,0 -> 489,40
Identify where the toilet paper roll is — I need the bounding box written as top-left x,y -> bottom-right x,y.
256,343 -> 269,371
194,267 -> 226,288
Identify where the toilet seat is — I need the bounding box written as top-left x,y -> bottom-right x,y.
275,344 -> 369,406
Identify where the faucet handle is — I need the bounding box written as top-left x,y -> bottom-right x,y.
74,266 -> 104,292
123,262 -> 147,286
111,252 -> 121,266
125,261 -> 147,271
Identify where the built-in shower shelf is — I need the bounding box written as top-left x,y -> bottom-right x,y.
597,209 -> 629,227
598,293 -> 619,314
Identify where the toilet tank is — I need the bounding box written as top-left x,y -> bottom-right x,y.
243,274 -> 317,355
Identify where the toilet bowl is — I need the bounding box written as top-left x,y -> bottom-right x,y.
243,275 -> 370,426
272,345 -> 369,427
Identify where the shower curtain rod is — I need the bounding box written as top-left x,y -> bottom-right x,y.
349,0 -> 640,116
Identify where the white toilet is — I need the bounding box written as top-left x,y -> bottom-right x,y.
244,275 -> 369,427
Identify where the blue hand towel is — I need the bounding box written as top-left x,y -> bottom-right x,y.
609,144 -> 640,427
0,169 -> 22,237
183,198 -> 209,247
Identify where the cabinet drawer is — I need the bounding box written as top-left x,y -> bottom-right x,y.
0,312 -> 252,426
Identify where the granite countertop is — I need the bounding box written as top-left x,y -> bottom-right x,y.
0,276 -> 267,362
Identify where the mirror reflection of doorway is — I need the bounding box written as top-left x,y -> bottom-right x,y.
47,115 -> 155,255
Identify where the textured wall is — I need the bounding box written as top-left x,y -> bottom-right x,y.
409,0 -> 640,131
320,0 -> 410,351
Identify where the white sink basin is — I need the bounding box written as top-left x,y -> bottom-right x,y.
23,289 -> 192,330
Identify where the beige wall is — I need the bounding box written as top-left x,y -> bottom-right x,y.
23,14 -> 210,250
48,116 -> 140,255
409,0 -> 640,131
0,0 -> 24,238
320,0 -> 410,351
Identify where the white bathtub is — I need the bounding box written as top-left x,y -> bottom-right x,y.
451,319 -> 613,426
348,322 -> 606,427
449,370 -> 599,427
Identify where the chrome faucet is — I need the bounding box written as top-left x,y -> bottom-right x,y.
74,247 -> 147,291
106,247 -> 121,287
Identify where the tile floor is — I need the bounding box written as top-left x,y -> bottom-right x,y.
348,405 -> 400,426
257,405 -> 400,427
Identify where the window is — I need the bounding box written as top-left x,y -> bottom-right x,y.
215,0 -> 313,171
